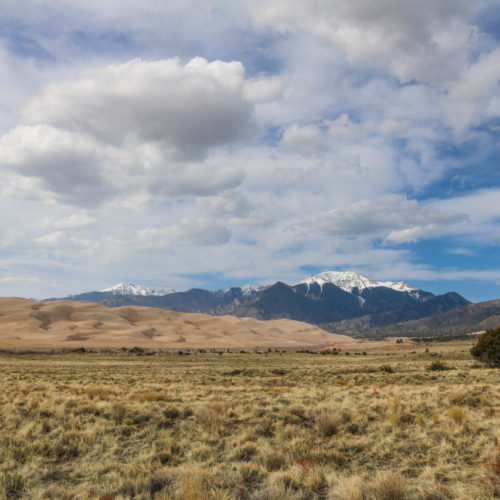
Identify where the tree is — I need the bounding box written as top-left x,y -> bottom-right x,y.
470,326 -> 500,366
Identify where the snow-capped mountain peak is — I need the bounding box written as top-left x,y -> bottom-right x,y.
296,271 -> 376,292
241,284 -> 260,296
100,283 -> 175,296
295,271 -> 416,294
220,284 -> 262,296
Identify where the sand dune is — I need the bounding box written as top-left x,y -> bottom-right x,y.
0,298 -> 353,349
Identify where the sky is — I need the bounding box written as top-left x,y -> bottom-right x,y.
0,0 -> 500,302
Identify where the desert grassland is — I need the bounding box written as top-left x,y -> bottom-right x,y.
0,341 -> 498,499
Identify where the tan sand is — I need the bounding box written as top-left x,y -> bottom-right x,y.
0,298 -> 355,349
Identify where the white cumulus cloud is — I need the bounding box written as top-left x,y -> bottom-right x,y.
243,75 -> 283,103
444,48 -> 500,136
22,57 -> 253,159
247,0 -> 473,83
303,194 -> 467,242
38,214 -> 97,231
0,57 -> 254,206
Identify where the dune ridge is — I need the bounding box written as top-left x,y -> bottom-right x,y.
0,298 -> 353,349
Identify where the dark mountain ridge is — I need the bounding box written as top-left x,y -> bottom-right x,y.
44,271 -> 472,337
352,298 -> 500,338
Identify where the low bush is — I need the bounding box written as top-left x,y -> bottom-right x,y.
254,417 -> 274,437
163,405 -> 181,419
233,445 -> 258,461
264,452 -> 286,471
128,346 -> 144,354
427,361 -> 452,371
470,326 -> 500,366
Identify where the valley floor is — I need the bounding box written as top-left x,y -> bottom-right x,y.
0,341 -> 498,499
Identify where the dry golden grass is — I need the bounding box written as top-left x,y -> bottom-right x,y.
0,340 -> 498,499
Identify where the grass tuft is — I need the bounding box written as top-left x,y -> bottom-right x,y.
316,411 -> 342,437
369,470 -> 408,500
132,391 -> 169,402
0,473 -> 25,499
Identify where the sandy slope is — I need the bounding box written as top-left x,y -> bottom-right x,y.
0,298 -> 354,349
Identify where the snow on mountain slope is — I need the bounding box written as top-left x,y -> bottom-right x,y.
100,283 -> 176,296
295,271 -> 417,294
240,284 -> 261,296
97,272 -> 416,299
376,281 -> 416,293
219,284 -> 262,295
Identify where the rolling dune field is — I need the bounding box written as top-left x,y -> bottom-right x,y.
0,298 -> 353,349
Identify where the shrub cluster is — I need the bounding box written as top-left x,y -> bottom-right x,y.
470,326 -> 500,366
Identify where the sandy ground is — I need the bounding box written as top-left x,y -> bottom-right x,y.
0,297 -> 360,349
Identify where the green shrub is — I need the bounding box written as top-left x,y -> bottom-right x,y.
129,346 -> 144,353
470,326 -> 500,366
427,361 -> 452,371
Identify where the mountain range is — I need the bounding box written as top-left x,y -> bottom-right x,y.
45,270 -> 488,337
357,298 -> 500,338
